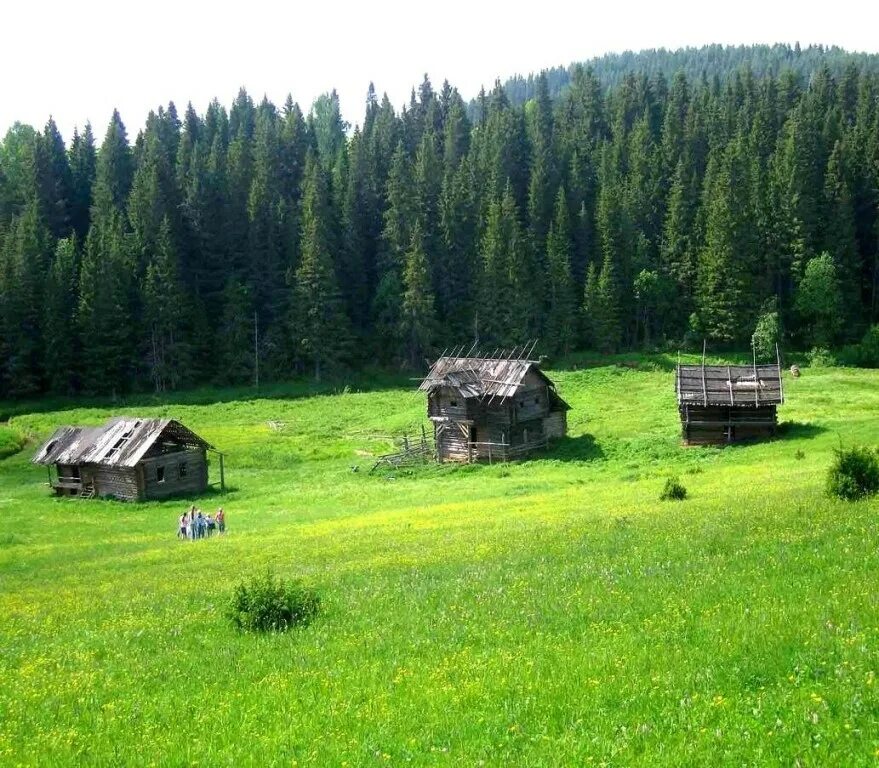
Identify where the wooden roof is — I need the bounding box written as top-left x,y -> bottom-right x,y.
32,418 -> 213,467
676,363 -> 783,407
419,350 -> 569,409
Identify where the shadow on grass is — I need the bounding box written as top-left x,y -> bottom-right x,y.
536,433 -> 606,462
776,421 -> 828,440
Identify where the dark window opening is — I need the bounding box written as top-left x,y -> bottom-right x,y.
179,463 -> 187,479
534,397 -> 539,404
450,399 -> 458,407
157,466 -> 165,483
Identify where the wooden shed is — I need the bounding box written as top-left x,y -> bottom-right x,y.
32,418 -> 224,501
419,347 -> 570,462
676,361 -> 784,445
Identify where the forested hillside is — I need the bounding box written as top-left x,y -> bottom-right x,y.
496,43 -> 879,105
1,45 -> 879,398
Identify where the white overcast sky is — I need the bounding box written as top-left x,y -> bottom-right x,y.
3,0 -> 879,142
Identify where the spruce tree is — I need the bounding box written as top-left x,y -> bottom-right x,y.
581,261 -> 600,348
439,155 -> 477,341
478,196 -> 511,345
400,222 -> 436,366
527,72 -> 557,262
128,120 -> 180,275
3,201 -> 52,395
660,159 -> 698,334
33,117 -> 73,239
92,110 -> 133,224
696,139 -> 755,344
77,211 -> 134,394
143,218 -> 189,391
478,185 -> 532,345
217,279 -> 254,385
44,236 -> 80,393
68,124 -> 97,241
822,139 -> 861,335
247,101 -> 290,377
544,187 -> 576,355
0,123 -> 38,226
594,252 -> 622,352
293,153 -> 350,380
414,130 -> 443,313
375,142 -> 416,356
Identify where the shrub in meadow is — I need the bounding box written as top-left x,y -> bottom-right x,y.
227,569 -> 320,632
807,347 -> 837,368
794,449 -> 806,460
827,446 -> 879,501
660,476 -> 687,501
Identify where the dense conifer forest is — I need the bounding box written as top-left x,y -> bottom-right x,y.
2,43 -> 879,398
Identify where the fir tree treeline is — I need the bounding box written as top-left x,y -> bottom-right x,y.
2,53 -> 879,398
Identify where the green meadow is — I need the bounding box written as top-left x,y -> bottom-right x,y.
1,358 -> 879,766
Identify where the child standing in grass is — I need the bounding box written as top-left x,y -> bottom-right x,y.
178,511 -> 188,539
216,507 -> 225,534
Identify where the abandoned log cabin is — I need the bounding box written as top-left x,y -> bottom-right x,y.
419,349 -> 570,462
676,361 -> 784,445
32,418 -> 224,501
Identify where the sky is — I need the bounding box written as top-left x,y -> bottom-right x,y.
3,0 -> 879,142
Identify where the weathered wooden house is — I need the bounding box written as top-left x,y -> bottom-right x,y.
676,362 -> 784,445
32,418 -> 223,501
419,350 -> 570,462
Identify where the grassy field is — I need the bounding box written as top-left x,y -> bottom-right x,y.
1,357 -> 879,766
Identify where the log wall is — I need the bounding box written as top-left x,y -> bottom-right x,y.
681,404 -> 778,445
92,466 -> 140,501
140,449 -> 208,499
544,411 -> 567,439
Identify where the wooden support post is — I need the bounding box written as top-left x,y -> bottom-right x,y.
776,342 -> 785,404
701,339 -> 708,406
752,342 -> 759,407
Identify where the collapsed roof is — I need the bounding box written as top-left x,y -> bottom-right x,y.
32,418 -> 214,468
419,354 -> 570,408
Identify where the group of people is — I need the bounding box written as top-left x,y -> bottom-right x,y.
178,506 -> 226,540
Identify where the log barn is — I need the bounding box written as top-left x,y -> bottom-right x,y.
676,361 -> 784,445
32,417 -> 223,501
419,347 -> 570,462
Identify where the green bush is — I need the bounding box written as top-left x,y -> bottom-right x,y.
827,446 -> 879,501
751,298 -> 782,359
806,347 -> 837,368
227,569 -> 320,633
660,476 -> 688,501
794,449 -> 805,461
